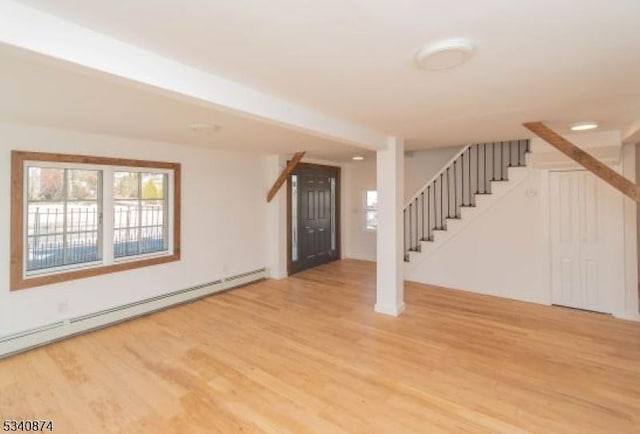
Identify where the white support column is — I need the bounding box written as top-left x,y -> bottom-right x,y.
265,155 -> 288,279
619,143 -> 639,320
375,137 -> 405,316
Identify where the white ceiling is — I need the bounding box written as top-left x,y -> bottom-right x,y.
9,0 -> 640,149
0,45 -> 369,161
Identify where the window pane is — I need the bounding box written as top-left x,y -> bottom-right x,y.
66,203 -> 100,233
27,202 -> 64,237
25,166 -> 102,273
141,173 -> 164,199
26,202 -> 64,271
28,167 -> 64,201
65,202 -> 100,265
67,169 -> 99,200
291,175 -> 298,262
113,201 -> 137,229
366,190 -> 378,208
366,210 -> 378,230
330,177 -> 336,251
140,200 -> 166,254
27,234 -> 64,271
114,172 -> 139,199
113,172 -> 168,258
26,199 -> 101,272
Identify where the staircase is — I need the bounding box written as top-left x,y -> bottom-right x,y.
404,140 -> 531,262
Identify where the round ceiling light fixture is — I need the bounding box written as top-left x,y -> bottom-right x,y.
570,121 -> 598,131
352,156 -> 364,161
188,123 -> 221,133
414,39 -> 475,71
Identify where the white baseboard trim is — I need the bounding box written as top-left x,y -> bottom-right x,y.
613,311 -> 640,322
266,267 -> 287,280
375,302 -> 406,317
0,268 -> 266,359
344,254 -> 376,262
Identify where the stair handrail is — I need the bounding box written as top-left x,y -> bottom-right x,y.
404,144 -> 471,208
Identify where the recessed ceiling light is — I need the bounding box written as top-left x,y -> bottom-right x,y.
415,39 -> 475,71
352,156 -> 364,161
570,121 -> 598,131
188,123 -> 221,133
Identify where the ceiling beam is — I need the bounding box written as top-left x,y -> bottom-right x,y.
523,121 -> 640,202
267,152 -> 306,203
0,1 -> 387,151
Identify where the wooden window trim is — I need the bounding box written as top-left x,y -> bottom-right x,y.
10,151 -> 181,291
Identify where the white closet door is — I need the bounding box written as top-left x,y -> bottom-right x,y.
550,171 -> 619,313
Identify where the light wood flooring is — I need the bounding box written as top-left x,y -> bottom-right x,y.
1,259 -> 640,433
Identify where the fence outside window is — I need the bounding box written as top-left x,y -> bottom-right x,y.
26,204 -> 167,271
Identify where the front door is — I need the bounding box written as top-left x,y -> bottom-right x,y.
289,164 -> 340,274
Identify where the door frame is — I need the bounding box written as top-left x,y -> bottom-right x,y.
286,162 -> 341,275
548,168 -> 625,314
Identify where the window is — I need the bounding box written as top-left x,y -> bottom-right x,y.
26,167 -> 102,273
11,151 -> 181,290
291,174 -> 298,262
113,171 -> 168,258
364,190 -> 378,230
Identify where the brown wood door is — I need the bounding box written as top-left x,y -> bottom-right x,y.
289,164 -> 339,274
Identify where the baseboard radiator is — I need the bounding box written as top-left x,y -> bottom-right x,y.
0,267 -> 266,359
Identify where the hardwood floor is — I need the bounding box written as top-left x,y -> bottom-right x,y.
1,259 -> 640,433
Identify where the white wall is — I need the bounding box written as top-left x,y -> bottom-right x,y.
0,123 -> 268,336
265,155 -> 289,279
404,147 -> 465,201
344,146 -> 462,261
637,143 -> 640,310
344,160 -> 377,261
407,167 -> 549,304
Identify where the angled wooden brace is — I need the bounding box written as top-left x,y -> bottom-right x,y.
523,122 -> 640,203
266,151 -> 306,203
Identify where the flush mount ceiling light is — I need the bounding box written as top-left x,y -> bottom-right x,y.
415,39 -> 475,71
188,123 -> 221,133
570,121 -> 598,131
352,156 -> 364,161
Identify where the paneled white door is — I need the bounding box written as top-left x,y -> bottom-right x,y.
550,170 -> 623,313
